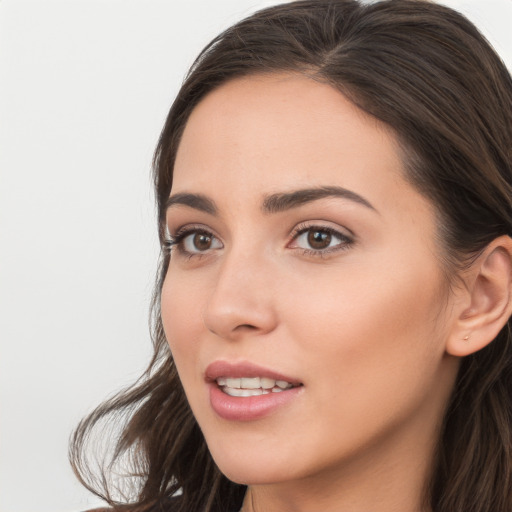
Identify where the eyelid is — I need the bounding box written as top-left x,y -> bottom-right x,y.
290,220 -> 354,238
165,223 -> 216,239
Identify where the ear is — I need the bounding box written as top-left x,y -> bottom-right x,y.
447,235 -> 512,357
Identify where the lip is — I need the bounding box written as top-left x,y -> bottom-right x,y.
205,361 -> 303,422
205,360 -> 301,384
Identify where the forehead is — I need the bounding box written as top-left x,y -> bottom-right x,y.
172,73 -> 420,216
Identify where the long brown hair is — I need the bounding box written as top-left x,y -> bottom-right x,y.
70,1 -> 512,511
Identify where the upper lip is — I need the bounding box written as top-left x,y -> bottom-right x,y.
205,360 -> 302,385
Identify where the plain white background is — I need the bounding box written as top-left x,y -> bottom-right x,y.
1,1 -> 511,511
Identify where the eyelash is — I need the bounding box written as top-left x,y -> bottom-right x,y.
163,225 -> 216,259
289,222 -> 354,257
163,223 -> 354,259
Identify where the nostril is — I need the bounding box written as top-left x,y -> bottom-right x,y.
236,324 -> 258,331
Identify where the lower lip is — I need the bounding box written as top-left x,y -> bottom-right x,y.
209,384 -> 303,421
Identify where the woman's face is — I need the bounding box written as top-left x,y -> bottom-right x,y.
161,74 -> 460,488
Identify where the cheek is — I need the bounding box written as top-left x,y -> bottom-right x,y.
281,256 -> 448,421
285,254 -> 444,344
160,269 -> 206,375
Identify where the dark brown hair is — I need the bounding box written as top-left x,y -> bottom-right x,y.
70,1 -> 512,511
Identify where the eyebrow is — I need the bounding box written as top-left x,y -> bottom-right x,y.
262,186 -> 377,214
165,193 -> 217,215
165,186 -> 377,216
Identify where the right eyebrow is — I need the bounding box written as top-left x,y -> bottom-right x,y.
165,193 -> 218,216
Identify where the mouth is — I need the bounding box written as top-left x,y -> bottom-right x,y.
206,360 -> 303,396
216,376 -> 298,397
205,361 -> 303,421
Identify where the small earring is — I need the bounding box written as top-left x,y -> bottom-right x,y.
463,334 -> 470,341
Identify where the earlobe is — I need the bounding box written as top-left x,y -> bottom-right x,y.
447,235 -> 512,357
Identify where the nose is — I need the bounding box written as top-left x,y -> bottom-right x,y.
202,249 -> 278,341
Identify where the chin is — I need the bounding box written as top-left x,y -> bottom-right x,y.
206,440 -> 299,486
216,464 -> 291,487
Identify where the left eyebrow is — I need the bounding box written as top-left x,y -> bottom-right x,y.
262,186 -> 377,214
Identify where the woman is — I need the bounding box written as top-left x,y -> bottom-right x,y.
72,1 -> 512,511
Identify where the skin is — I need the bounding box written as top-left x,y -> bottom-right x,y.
161,74 -> 463,512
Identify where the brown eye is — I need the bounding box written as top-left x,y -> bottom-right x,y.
180,229 -> 223,254
307,230 -> 332,249
290,225 -> 352,255
193,233 -> 212,251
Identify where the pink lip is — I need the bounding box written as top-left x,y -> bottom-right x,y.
205,361 -> 303,422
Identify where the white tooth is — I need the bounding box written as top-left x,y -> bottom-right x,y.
222,387 -> 271,397
241,377 -> 261,389
217,377 -> 227,386
223,387 -> 244,396
272,387 -> 284,393
225,378 -> 242,388
260,377 -> 276,389
276,380 -> 291,389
